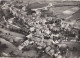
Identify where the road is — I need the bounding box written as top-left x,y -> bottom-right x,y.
0,38 -> 23,56
0,28 -> 25,37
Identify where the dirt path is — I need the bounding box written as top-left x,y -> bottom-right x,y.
0,38 -> 23,56
0,28 -> 25,37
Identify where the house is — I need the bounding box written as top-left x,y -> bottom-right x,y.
72,20 -> 80,29
61,19 -> 76,30
61,21 -> 68,28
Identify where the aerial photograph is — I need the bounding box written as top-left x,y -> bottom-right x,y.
0,0 -> 80,58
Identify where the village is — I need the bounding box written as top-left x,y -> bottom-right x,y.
0,0 -> 80,58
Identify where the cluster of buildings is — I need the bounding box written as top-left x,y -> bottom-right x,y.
0,0 -> 80,58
